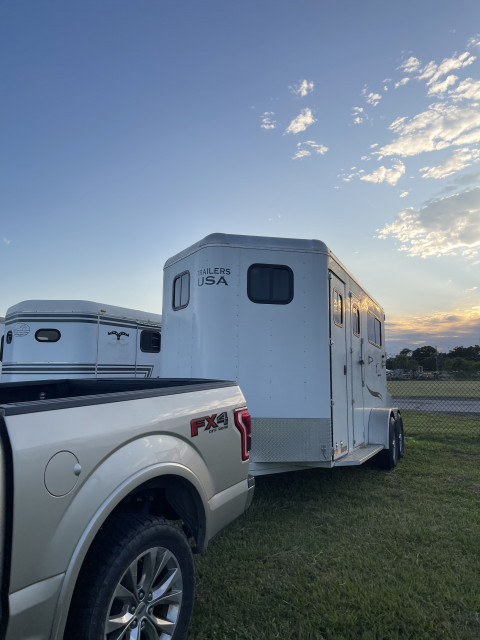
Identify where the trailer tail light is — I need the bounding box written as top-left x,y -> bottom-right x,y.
234,407 -> 252,461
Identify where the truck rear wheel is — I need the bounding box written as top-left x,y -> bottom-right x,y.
66,513 -> 194,640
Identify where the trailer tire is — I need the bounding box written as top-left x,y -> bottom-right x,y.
396,414 -> 405,459
378,416 -> 398,470
66,513 -> 194,640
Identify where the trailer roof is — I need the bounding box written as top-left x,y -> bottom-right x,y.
164,232 -> 384,313
6,300 -> 162,325
164,233 -> 330,268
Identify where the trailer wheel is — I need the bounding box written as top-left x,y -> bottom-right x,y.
378,416 -> 398,470
66,513 -> 194,640
396,414 -> 405,459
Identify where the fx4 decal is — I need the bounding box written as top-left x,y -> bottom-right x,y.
190,412 -> 229,437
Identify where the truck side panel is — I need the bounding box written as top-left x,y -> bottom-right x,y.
0,380 -> 252,639
6,386 -> 246,592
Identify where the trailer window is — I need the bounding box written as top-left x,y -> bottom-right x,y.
247,264 -> 293,304
140,330 -> 161,353
333,290 -> 343,326
6,331 -> 12,345
367,312 -> 382,347
352,304 -> 360,337
35,329 -> 61,343
173,271 -> 190,310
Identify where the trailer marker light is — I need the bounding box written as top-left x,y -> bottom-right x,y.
234,407 -> 252,461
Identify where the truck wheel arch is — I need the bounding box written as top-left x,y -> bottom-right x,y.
51,468 -> 206,640
111,474 -> 208,552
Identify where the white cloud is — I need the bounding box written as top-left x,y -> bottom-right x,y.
293,140 -> 328,159
285,108 -> 316,134
293,149 -> 311,159
360,161 -> 406,186
2,237 -> 11,245
450,77 -> 480,101
467,35 -> 480,49
420,147 -> 480,179
376,103 -> 480,159
399,191 -> 409,198
306,141 -> 328,154
289,79 -> 314,97
389,116 -> 408,133
394,77 -> 410,89
362,87 -> 382,106
260,112 -> 276,130
377,187 -> 480,258
399,56 -> 421,74
417,51 -> 476,87
427,74 -> 458,95
352,106 -> 365,124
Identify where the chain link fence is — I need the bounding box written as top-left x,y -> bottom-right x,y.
387,378 -> 480,440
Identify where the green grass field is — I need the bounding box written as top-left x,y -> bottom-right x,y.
187,421 -> 480,639
402,412 -> 479,441
387,380 -> 480,398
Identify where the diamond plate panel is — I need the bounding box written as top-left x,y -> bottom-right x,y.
250,417 -> 332,463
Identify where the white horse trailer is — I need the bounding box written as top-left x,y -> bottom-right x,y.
160,233 -> 403,476
1,300 -> 162,382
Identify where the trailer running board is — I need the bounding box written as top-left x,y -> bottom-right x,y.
334,444 -> 384,466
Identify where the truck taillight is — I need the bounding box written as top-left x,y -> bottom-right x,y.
234,407 -> 252,461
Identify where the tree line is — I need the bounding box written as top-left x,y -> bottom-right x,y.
386,345 -> 480,375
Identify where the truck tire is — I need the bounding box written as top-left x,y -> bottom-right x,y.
377,416 -> 398,470
66,513 -> 194,640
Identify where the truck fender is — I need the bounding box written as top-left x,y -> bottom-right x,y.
49,436 -> 211,640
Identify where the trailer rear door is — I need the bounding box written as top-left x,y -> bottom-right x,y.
97,320 -> 138,377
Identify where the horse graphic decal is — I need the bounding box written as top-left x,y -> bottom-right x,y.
108,331 -> 130,341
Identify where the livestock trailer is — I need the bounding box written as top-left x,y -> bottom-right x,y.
160,233 -> 403,475
1,300 -> 162,381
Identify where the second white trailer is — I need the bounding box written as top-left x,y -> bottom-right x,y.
1,300 -> 162,382
160,233 -> 403,476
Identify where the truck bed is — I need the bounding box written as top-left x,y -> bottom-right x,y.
0,377 -> 236,414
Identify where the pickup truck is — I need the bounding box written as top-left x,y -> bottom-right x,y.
0,377 -> 254,640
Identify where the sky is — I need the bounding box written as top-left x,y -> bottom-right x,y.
1,0 -> 480,354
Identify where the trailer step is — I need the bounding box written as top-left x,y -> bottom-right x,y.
334,444 -> 384,466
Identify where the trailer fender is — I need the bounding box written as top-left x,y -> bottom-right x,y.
367,407 -> 399,447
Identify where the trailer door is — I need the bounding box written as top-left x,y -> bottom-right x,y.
97,319 -> 138,377
349,295 -> 365,446
329,272 -> 350,458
